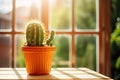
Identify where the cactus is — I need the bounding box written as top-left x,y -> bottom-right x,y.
46,31 -> 55,46
26,20 -> 55,46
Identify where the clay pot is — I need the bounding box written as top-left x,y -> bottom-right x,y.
22,46 -> 56,75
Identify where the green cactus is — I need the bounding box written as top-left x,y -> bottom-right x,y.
26,20 -> 44,46
46,31 -> 55,46
26,20 -> 55,46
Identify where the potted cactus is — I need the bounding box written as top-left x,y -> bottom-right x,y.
22,20 -> 55,75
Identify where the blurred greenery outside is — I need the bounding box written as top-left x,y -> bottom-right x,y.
111,0 -> 120,79
16,0 -> 97,71
75,0 -> 96,29
75,35 -> 96,70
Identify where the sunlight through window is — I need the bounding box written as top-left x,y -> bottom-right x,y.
15,0 -> 41,31
16,0 -> 41,8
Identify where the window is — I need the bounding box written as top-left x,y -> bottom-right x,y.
50,0 -> 98,71
0,0 -> 110,76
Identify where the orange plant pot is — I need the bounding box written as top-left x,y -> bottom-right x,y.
22,46 -> 56,75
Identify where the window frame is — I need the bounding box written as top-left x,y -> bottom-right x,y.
0,0 -> 111,76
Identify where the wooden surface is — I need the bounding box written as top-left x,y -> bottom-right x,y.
0,68 -> 112,80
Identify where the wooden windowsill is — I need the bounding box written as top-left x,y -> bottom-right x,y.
0,68 -> 112,80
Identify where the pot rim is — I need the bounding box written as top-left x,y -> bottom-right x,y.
22,46 -> 56,52
22,45 -> 56,48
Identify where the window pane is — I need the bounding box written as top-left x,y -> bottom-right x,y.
75,35 -> 98,71
15,35 -> 25,67
75,0 -> 97,30
52,35 -> 70,67
15,0 -> 41,31
0,0 -> 12,31
0,35 -> 11,67
49,0 -> 71,31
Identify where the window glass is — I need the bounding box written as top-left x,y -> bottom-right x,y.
75,0 -> 97,31
0,35 -> 11,67
52,35 -> 70,67
15,0 -> 41,31
0,0 -> 12,31
49,0 -> 72,31
75,35 -> 98,71
15,35 -> 25,67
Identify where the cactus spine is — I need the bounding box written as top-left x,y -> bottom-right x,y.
26,20 -> 55,46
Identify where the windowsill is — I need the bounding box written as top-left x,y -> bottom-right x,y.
0,68 -> 112,80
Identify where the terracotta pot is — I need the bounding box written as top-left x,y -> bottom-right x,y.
22,46 -> 56,75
